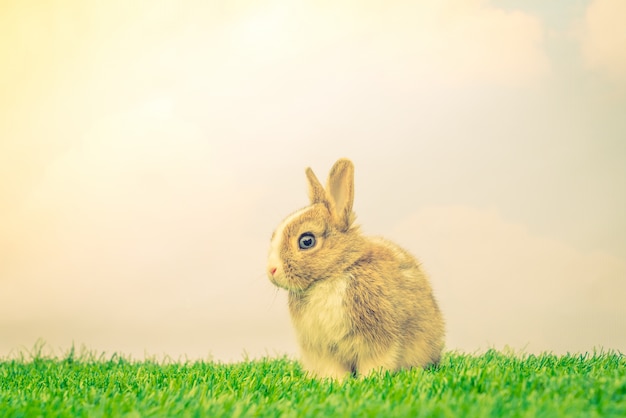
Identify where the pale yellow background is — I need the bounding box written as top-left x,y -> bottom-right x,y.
1,0 -> 625,361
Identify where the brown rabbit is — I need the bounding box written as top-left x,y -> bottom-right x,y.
267,158 -> 445,379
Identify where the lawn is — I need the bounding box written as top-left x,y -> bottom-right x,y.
0,348 -> 624,417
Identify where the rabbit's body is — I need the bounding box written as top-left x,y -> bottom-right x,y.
268,159 -> 444,379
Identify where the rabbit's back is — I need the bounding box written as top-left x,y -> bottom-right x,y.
344,236 -> 445,368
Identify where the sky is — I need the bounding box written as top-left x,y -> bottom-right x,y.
1,0 -> 625,361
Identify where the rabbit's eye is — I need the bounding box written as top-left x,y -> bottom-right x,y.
298,233 -> 316,250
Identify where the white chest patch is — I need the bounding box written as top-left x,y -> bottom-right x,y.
293,275 -> 350,349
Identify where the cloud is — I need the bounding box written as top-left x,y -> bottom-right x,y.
580,0 -> 626,83
0,0 -> 551,193
397,0 -> 549,86
224,0 -> 550,88
391,205 -> 626,353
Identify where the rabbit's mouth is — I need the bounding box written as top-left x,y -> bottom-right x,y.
268,268 -> 290,290
268,274 -> 287,290
268,270 -> 310,293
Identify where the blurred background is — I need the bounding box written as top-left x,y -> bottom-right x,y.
1,0 -> 625,361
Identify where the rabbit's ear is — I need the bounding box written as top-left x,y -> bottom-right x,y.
327,158 -> 355,231
306,167 -> 326,205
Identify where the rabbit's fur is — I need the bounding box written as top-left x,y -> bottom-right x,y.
267,158 -> 444,379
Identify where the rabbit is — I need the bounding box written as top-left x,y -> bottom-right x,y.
267,158 -> 445,379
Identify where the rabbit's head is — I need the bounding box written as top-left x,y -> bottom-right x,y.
267,159 -> 363,292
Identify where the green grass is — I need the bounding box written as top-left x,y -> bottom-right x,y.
1,348 -> 624,417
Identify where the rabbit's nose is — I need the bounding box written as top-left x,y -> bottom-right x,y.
269,267 -> 277,276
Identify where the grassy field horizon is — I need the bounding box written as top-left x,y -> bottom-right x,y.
1,345 -> 624,417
